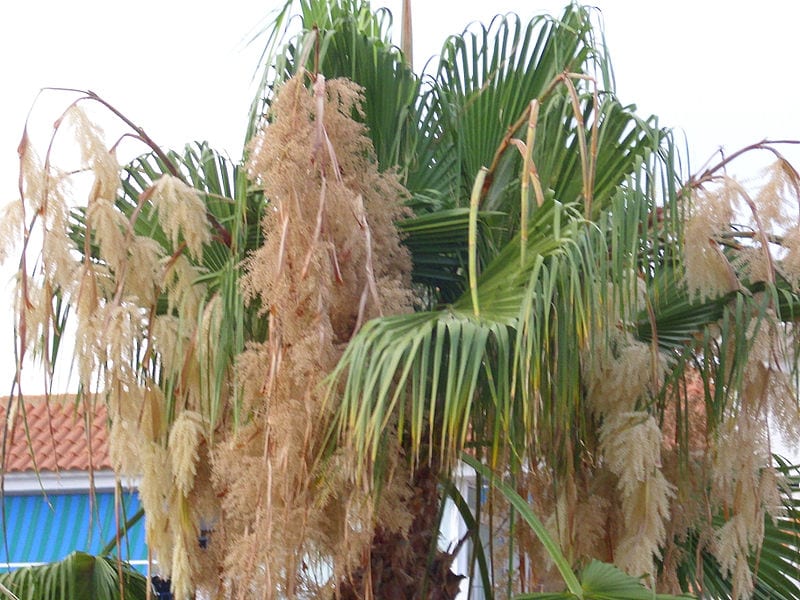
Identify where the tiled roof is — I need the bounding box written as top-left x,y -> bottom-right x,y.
1,395 -> 111,473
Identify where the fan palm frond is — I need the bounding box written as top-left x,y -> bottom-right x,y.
0,553 -> 148,600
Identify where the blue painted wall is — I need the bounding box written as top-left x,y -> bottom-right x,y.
1,492 -> 147,571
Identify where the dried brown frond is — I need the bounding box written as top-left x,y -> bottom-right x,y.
213,71 -> 414,597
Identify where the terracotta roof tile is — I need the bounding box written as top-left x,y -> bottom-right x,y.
1,396 -> 111,473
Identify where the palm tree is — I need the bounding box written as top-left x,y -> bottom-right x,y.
0,552 -> 149,600
5,1 -> 800,599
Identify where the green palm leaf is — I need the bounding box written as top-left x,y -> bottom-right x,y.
0,553 -> 148,600
432,6 -> 597,195
329,197 -> 595,468
398,207 -> 503,305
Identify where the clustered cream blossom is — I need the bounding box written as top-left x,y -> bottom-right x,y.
5,71 -> 800,600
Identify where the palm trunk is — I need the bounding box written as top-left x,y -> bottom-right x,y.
337,463 -> 465,600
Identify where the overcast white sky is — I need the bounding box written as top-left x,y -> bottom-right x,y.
2,0 -> 800,409
4,1 -> 799,179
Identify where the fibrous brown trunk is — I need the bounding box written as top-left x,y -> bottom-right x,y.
337,463 -> 465,600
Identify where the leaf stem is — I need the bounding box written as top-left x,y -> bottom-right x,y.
469,168 -> 488,317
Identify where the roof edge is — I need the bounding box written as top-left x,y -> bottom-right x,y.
3,470 -> 139,495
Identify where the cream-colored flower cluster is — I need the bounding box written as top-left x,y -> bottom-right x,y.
9,103 -> 221,599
